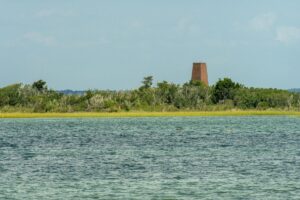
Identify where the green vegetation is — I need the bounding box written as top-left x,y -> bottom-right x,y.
0,77 -> 300,113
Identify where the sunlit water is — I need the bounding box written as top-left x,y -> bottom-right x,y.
0,117 -> 300,199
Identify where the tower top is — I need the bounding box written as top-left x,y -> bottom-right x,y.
193,62 -> 205,64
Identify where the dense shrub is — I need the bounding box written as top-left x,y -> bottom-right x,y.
0,78 -> 299,112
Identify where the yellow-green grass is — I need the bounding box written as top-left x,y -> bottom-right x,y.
0,110 -> 300,118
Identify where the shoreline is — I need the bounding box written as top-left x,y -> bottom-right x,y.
0,110 -> 300,118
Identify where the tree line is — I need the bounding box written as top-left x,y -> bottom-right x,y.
0,77 -> 299,112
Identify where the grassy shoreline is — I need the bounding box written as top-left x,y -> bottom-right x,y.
0,110 -> 300,118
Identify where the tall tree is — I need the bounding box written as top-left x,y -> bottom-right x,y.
141,76 -> 153,89
32,80 -> 47,92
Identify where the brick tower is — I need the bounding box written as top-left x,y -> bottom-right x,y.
191,62 -> 208,85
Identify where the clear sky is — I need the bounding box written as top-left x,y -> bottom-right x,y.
0,0 -> 299,90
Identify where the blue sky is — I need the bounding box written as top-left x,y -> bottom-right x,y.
0,0 -> 300,90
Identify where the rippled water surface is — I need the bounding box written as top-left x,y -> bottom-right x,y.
0,117 -> 300,199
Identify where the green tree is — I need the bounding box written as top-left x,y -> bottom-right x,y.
32,80 -> 47,92
157,81 -> 179,105
212,78 -> 241,103
188,80 -> 206,87
0,84 -> 22,106
140,76 -> 153,90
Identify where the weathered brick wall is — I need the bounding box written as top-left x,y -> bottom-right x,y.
191,63 -> 208,85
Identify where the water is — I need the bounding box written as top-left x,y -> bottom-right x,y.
0,117 -> 300,199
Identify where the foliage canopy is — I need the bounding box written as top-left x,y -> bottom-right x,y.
0,77 -> 299,112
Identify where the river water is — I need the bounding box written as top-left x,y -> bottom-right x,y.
0,117 -> 300,199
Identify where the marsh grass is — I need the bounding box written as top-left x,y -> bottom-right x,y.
1,110 -> 300,118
